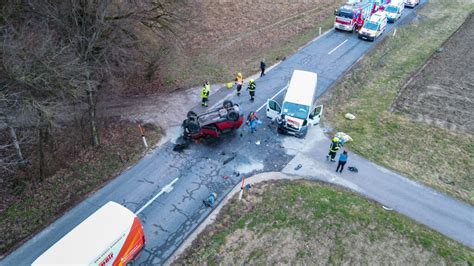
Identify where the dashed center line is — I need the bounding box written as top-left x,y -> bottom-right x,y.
328,39 -> 348,55
135,177 -> 179,215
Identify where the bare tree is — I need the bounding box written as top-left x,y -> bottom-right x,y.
28,0 -> 176,146
0,16 -> 85,179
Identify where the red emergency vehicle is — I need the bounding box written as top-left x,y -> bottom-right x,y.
334,2 -> 374,32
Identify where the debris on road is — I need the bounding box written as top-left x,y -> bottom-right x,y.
223,175 -> 230,180
256,141 -> 261,145
203,192 -> 218,207
345,113 -> 356,120
382,206 -> 393,211
234,171 -> 240,177
348,166 -> 358,173
294,164 -> 302,170
223,153 -> 236,165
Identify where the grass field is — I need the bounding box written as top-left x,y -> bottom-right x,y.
175,180 -> 474,264
148,0 -> 344,92
320,1 -> 474,204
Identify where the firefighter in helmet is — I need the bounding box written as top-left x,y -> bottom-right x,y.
201,81 -> 210,107
247,79 -> 256,101
326,137 -> 341,162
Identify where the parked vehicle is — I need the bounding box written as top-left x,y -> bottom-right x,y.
385,0 -> 404,22
333,1 -> 373,32
366,0 -> 393,12
266,70 -> 323,138
32,202 -> 145,266
404,0 -> 420,8
358,10 -> 388,41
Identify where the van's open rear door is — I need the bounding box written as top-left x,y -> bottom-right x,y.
266,99 -> 281,120
308,105 -> 323,125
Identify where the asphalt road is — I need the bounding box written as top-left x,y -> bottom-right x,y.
3,1 -> 472,265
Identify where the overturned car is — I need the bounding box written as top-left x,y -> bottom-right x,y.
174,100 -> 244,151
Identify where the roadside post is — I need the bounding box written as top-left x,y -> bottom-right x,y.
238,176 -> 246,201
138,124 -> 148,148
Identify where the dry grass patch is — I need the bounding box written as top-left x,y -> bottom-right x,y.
174,180 -> 473,265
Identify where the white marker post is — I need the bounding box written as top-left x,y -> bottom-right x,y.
238,176 -> 246,201
138,124 -> 148,148
319,27 -> 322,36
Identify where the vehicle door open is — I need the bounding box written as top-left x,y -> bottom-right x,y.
308,105 -> 323,126
266,99 -> 281,120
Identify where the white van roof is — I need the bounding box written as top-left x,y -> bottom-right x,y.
369,11 -> 386,23
284,70 -> 318,106
32,202 -> 136,265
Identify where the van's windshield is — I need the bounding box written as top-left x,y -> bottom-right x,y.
385,6 -> 398,13
282,102 -> 309,120
363,21 -> 379,30
337,9 -> 353,19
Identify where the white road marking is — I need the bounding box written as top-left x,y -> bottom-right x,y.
135,177 -> 179,214
256,85 -> 288,113
328,39 -> 348,55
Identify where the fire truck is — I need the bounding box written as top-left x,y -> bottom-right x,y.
333,1 -> 374,32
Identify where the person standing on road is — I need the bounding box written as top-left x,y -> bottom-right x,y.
336,150 -> 348,173
246,111 -> 259,134
247,79 -> 256,102
326,137 -> 341,162
201,81 -> 210,107
260,58 -> 266,77
235,72 -> 243,96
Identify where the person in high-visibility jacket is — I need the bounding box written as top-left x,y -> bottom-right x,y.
235,72 -> 243,96
247,79 -> 256,101
326,137 -> 341,162
201,81 -> 210,107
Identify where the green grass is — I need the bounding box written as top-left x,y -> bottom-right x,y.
322,1 -> 474,204
175,180 -> 474,264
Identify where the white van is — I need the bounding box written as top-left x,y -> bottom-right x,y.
266,70 -> 323,138
385,0 -> 404,22
358,10 -> 387,41
32,202 -> 145,266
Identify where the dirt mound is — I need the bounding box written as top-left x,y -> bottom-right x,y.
392,13 -> 474,134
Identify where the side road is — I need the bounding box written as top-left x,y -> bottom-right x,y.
281,127 -> 474,248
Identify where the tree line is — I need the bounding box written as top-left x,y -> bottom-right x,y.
0,0 -> 175,180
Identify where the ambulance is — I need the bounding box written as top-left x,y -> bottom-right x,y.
358,10 -> 388,41
385,0 -> 404,23
266,70 -> 323,138
32,202 -> 145,266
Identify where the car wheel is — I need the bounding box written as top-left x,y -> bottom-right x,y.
187,111 -> 198,119
227,111 -> 239,121
223,100 -> 233,108
184,119 -> 200,133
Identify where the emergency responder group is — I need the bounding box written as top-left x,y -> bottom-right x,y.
201,64 -> 262,107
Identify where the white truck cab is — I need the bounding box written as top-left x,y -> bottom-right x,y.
266,70 -> 323,138
358,10 -> 387,41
